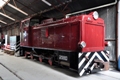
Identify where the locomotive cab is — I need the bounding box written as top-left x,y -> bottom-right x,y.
20,18 -> 30,46
20,16 -> 50,47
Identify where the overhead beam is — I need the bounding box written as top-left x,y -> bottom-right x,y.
7,3 -> 28,16
2,8 -> 22,20
2,0 -> 72,27
1,0 -> 40,27
15,0 -> 37,13
0,20 -> 7,24
0,12 -> 15,21
0,0 -> 9,9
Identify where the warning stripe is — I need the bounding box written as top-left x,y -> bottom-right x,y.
78,52 -> 82,58
101,51 -> 109,62
78,52 -> 91,68
78,51 -> 109,76
79,52 -> 104,76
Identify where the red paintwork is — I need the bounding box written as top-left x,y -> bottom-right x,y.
20,13 -> 105,52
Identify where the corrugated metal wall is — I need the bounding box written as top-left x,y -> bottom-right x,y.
98,5 -> 116,61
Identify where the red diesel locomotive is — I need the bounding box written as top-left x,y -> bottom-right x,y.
20,11 -> 109,76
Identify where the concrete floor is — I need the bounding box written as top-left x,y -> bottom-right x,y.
0,50 -> 120,80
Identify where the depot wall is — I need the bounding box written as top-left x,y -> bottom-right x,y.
1,23 -> 20,44
97,5 -> 116,61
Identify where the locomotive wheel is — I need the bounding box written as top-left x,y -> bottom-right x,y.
30,54 -> 34,59
48,59 -> 52,66
39,57 -> 42,62
25,53 -> 28,58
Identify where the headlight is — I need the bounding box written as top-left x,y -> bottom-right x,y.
105,41 -> 112,46
79,41 -> 86,48
108,41 -> 112,46
93,11 -> 99,19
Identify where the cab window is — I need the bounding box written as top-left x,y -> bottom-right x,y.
22,20 -> 29,27
30,19 -> 39,26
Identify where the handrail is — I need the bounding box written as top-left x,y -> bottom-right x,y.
33,20 -> 80,30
